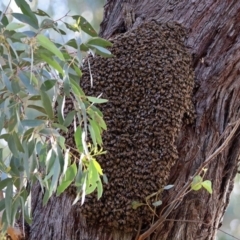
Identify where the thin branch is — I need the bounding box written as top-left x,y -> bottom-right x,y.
138,118 -> 240,240
165,219 -> 240,240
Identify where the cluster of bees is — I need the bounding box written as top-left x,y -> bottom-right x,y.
66,21 -> 195,232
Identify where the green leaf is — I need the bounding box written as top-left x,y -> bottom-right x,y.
131,201 -> 145,210
85,181 -> 97,195
0,199 -> 5,212
6,22 -> 25,31
72,15 -> 97,37
5,181 -> 13,225
2,72 -> 13,92
21,119 -> 45,128
56,95 -> 65,124
33,9 -> 50,17
12,13 -> 38,29
18,71 -> 37,94
63,22 -> 79,32
14,0 -> 39,28
40,79 -> 57,91
52,26 -> 67,35
40,19 -> 56,29
11,196 -> 20,226
87,96 -> 108,104
65,163 -> 77,181
63,110 -> 76,127
13,131 -> 24,153
87,37 -> 113,48
8,134 -> 19,157
0,178 -> 12,191
70,79 -> 85,97
27,105 -> 47,115
88,45 -> 113,57
102,173 -> 108,184
88,124 -> 97,146
152,200 -> 162,207
56,180 -> 72,196
191,175 -> 203,191
0,11 -> 9,26
50,157 -> 60,193
11,79 -> 21,94
91,111 -> 107,130
28,95 -> 41,101
39,128 -> 59,137
92,159 -> 103,175
40,54 -> 63,74
52,123 -> 68,133
73,64 -> 82,77
43,188 -> 51,205
37,34 -> 64,61
89,119 -> 102,145
40,90 -> 54,119
97,181 -> 103,200
0,133 -> 9,142
22,128 -> 34,142
7,113 -> 18,132
74,126 -> 83,153
202,180 -> 212,194
88,160 -> 99,184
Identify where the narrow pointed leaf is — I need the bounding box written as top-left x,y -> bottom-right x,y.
40,90 -> 54,119
37,34 -> 64,61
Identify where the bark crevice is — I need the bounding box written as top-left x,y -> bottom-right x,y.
29,1 -> 240,240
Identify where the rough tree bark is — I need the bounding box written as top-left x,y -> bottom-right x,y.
29,1 -> 240,240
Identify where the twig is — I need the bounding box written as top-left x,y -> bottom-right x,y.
135,219 -> 142,240
138,119 -> 240,240
165,219 -> 240,240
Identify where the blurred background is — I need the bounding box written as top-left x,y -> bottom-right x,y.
0,0 -> 239,239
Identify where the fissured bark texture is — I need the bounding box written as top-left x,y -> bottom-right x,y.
30,1 -> 240,240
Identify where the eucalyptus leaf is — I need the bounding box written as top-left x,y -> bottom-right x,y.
40,79 -> 57,91
37,34 -> 64,61
12,13 -> 38,29
50,158 -> 60,193
14,0 -> 39,28
6,22 -> 25,31
72,15 -> 97,37
5,181 -> 13,225
40,54 -> 63,74
40,90 -> 54,119
21,119 -> 45,128
89,119 -> 102,145
18,71 -> 37,94
74,126 -> 83,153
27,105 -> 47,115
97,181 -> 103,200
88,45 -> 113,57
63,110 -> 76,127
87,37 -> 112,48
33,9 -> 50,17
12,131 -> 24,153
87,96 -> 108,104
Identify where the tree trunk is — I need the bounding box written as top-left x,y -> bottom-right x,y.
29,1 -> 240,240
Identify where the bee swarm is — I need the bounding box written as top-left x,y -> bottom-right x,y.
68,21 -> 195,232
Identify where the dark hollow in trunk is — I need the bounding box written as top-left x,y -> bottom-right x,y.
29,1 -> 240,240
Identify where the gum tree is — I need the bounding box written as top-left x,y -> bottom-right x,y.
1,1 -> 240,240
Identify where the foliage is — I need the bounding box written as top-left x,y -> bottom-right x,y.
131,184 -> 174,211
0,0 -> 111,229
191,168 -> 212,194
